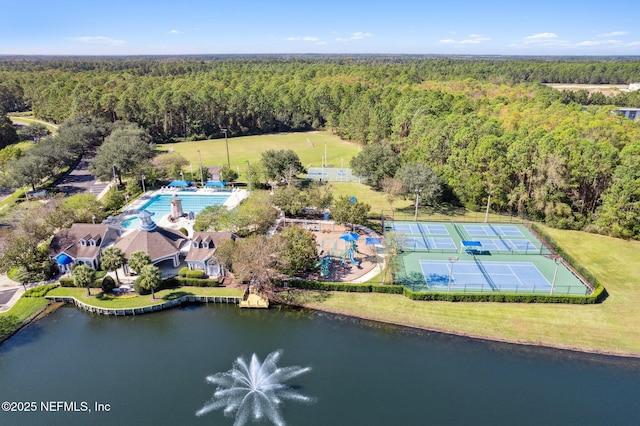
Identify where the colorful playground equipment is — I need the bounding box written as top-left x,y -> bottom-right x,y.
316,254 -> 332,277
339,232 -> 360,267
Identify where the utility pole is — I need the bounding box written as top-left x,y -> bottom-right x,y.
222,128 -> 230,167
197,150 -> 204,186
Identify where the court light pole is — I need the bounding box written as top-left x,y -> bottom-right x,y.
112,164 -> 117,189
484,190 -> 494,223
447,256 -> 459,294
221,128 -> 230,168
414,188 -> 422,221
246,160 -> 252,192
551,256 -> 560,295
324,141 -> 327,167
197,150 -> 204,186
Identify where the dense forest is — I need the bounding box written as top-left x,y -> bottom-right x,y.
1,55 -> 640,238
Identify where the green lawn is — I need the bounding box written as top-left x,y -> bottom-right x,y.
303,225 -> 640,356
9,116 -> 59,134
47,286 -> 244,309
0,296 -> 49,321
157,131 -> 360,179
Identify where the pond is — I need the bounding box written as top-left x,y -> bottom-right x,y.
1,305 -> 639,426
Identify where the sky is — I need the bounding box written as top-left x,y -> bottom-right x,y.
0,0 -> 638,56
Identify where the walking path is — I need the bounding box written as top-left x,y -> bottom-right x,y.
0,274 -> 24,313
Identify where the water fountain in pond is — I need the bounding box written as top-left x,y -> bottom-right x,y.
196,350 -> 313,426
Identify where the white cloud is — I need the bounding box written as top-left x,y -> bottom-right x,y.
167,29 -> 183,34
69,36 -> 126,46
350,32 -> 373,40
576,39 -> 621,47
597,31 -> 628,38
315,41 -> 327,45
286,36 -> 321,42
441,34 -> 491,45
336,32 -> 373,42
523,33 -> 559,43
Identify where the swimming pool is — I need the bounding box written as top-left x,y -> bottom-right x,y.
122,192 -> 231,229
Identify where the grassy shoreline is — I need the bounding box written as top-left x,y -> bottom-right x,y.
302,225 -> 640,357
3,226 -> 639,357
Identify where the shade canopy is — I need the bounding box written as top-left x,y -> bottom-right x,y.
167,180 -> 191,187
56,253 -> 73,265
339,232 -> 360,242
204,180 -> 226,187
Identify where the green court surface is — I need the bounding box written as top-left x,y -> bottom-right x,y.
386,221 -> 590,296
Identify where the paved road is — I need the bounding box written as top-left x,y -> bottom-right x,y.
0,288 -> 18,306
55,156 -> 109,197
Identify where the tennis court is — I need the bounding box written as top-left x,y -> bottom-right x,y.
399,237 -> 457,251
306,167 -> 360,182
388,220 -> 589,295
419,259 -> 551,292
388,222 -> 449,236
465,238 -> 538,252
463,224 -> 524,237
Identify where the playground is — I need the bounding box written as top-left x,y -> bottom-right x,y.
280,219 -> 382,282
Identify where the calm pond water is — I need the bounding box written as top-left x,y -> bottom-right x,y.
1,304 -> 639,426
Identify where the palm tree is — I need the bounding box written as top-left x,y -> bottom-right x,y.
100,246 -> 125,284
136,265 -> 162,299
128,250 -> 151,275
72,264 -> 96,296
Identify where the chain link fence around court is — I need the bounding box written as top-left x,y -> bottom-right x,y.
305,167 -> 362,183
386,220 -> 591,296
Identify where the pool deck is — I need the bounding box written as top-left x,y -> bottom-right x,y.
120,188 -> 248,236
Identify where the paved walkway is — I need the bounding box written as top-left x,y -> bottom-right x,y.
0,274 -> 24,313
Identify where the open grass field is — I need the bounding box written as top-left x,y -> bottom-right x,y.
9,114 -> 59,134
157,131 -> 360,179
303,225 -> 640,356
47,286 -> 244,309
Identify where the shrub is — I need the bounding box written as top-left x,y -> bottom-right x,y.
59,277 -> 102,288
102,275 -> 116,293
178,227 -> 189,236
162,277 -> 220,287
178,267 -> 189,277
23,283 -> 59,298
185,269 -> 206,279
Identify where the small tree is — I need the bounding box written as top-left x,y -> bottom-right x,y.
381,177 -> 403,213
272,185 -> 308,216
20,123 -> 50,143
127,250 -> 151,275
101,275 -> 116,293
100,246 -> 125,284
330,195 -> 371,227
261,149 -> 305,184
349,143 -> 400,188
72,264 -> 96,296
136,265 -> 162,299
277,227 -> 319,275
394,162 -> 442,206
219,164 -> 239,182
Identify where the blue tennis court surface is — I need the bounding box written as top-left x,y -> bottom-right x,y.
387,222 -> 449,235
464,224 -> 524,237
469,238 -> 538,252
419,260 -> 550,291
399,237 -> 457,250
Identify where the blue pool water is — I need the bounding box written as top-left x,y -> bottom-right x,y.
122,192 -> 230,229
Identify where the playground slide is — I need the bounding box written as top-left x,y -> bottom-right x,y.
349,251 -> 360,267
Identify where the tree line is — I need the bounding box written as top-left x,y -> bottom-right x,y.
1,56 -> 640,238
